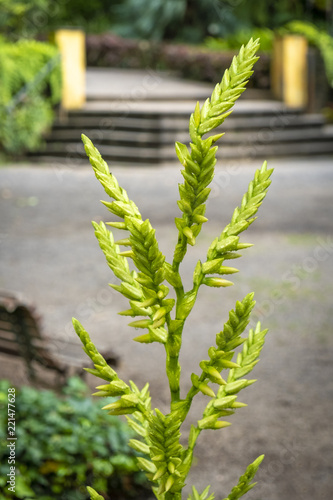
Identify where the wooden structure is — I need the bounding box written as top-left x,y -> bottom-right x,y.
0,291 -> 118,383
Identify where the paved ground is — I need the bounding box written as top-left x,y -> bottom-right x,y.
1,156 -> 333,500
84,67 -> 282,114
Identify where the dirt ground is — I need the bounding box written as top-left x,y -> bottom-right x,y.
0,158 -> 333,500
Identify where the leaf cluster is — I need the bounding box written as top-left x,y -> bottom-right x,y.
0,378 -> 151,500
0,39 -> 61,154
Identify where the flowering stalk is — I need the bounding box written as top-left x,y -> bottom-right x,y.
72,37 -> 273,500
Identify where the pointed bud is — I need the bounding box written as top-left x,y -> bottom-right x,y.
133,333 -> 152,343
165,475 -> 175,492
198,382 -> 215,398
153,307 -> 167,322
202,277 -> 234,288
151,454 -> 165,462
197,415 -> 217,429
175,142 -> 190,166
192,214 -> 208,224
216,236 -> 239,253
140,297 -> 157,307
128,319 -> 152,329
231,401 -> 248,408
119,250 -> 135,258
183,227 -> 196,246
219,266 -> 239,275
237,243 -> 254,249
115,238 -> 131,246
106,221 -> 127,230
218,359 -> 241,369
152,317 -> 166,329
153,465 -> 167,481
107,406 -> 137,415
211,132 -> 225,143
102,400 -> 122,411
168,462 -> 175,474
202,259 -> 224,274
121,394 -> 139,407
213,420 -> 232,429
129,439 -> 150,454
118,309 -> 136,317
225,379 -> 249,394
137,458 -> 157,474
213,395 -> 237,410
148,327 -> 167,343
206,366 -> 227,385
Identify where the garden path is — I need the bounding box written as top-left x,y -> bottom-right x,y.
0,156 -> 333,499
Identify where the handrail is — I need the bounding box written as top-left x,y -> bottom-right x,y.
5,53 -> 61,114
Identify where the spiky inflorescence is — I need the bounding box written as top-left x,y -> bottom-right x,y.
221,455 -> 265,500
197,321 -> 268,431
75,37 -> 273,500
83,135 -> 174,345
173,38 -> 260,267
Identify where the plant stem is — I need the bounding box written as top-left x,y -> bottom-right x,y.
165,322 -> 184,404
165,492 -> 181,500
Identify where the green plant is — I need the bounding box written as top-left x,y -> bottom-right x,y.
73,37 -> 273,500
205,28 -> 274,52
0,377 -> 151,500
0,0 -> 52,40
0,39 -> 61,155
86,33 -> 270,88
112,0 -> 326,43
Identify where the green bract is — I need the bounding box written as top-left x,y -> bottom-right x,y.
73,37 -> 273,500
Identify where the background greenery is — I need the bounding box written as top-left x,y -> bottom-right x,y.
1,0 -> 331,41
0,377 -> 151,500
1,0 -> 332,151
0,39 -> 61,155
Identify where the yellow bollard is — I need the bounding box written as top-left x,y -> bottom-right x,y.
53,29 -> 86,110
271,35 -> 308,109
283,35 -> 308,109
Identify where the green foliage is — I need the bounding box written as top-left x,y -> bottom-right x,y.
74,38 -> 273,500
112,0 -> 326,42
0,39 -> 61,155
86,33 -> 270,89
205,28 -> 274,52
0,377 -> 150,500
0,0 -> 118,38
46,0 -> 120,34
0,0 -> 51,40
282,20 -> 333,87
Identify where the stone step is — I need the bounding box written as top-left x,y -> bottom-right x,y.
33,135 -> 333,164
40,93 -> 332,164
47,126 -> 331,147
53,113 -> 325,133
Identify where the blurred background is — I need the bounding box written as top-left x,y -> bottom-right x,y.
0,1 -> 333,500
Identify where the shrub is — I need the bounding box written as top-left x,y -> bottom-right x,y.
86,33 -> 270,88
0,377 -> 151,500
0,39 -> 61,155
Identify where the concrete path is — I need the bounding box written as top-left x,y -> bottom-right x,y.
1,157 -> 333,500
85,67 -> 282,113
86,67 -> 214,102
